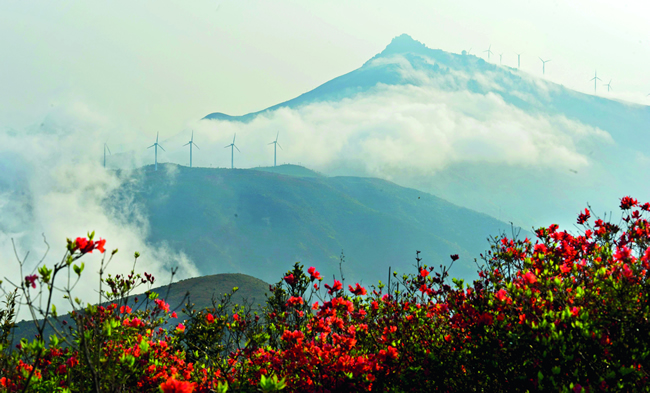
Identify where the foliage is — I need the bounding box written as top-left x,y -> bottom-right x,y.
1,196 -> 649,392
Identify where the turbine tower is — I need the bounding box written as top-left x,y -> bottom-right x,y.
103,143 -> 111,169
604,79 -> 613,92
499,53 -> 504,65
484,45 -> 493,61
224,133 -> 240,169
147,132 -> 166,171
539,57 -> 551,75
590,70 -> 602,94
268,131 -> 283,167
516,53 -> 522,69
183,130 -> 200,168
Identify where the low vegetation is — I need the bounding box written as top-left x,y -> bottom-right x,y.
1,197 -> 648,392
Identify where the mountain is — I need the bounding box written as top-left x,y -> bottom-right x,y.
201,34 -> 650,230
108,164 -> 529,287
205,34 -> 650,140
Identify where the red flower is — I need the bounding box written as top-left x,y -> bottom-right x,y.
577,208 -> 590,225
348,283 -> 367,296
620,196 -> 638,210
307,266 -> 322,281
286,296 -> 304,306
176,323 -> 185,333
450,254 -> 459,261
420,268 -> 429,278
206,313 -> 215,324
96,238 -> 106,253
324,280 -> 343,295
75,237 -> 88,251
155,299 -> 171,313
284,273 -> 296,286
24,274 -> 38,289
523,271 -> 537,285
160,376 -> 196,393
495,288 -> 508,302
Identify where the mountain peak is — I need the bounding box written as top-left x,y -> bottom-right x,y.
380,34 -> 428,56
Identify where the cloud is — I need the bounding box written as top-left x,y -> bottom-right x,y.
192,65 -> 611,181
0,103 -> 199,321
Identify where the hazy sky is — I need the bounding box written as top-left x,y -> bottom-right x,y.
2,0 -> 649,135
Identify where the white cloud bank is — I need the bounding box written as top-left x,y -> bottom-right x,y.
0,103 -> 199,321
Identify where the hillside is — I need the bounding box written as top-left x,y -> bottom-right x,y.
108,164 -> 529,287
10,273 -> 271,345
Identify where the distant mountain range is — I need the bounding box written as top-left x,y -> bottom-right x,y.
202,34 -> 650,230
108,164 -> 526,287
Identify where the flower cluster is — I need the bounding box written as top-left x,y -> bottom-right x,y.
2,197 -> 649,392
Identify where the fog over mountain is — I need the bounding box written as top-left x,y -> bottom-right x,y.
197,34 -> 649,230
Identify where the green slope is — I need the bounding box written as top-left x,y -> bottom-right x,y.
109,164 -> 530,287
10,273 -> 271,346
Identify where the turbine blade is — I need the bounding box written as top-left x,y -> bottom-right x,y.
148,144 -> 155,149
233,134 -> 236,143
106,145 -> 112,155
193,143 -> 200,149
159,144 -> 166,152
277,143 -> 282,150
235,145 -> 240,152
224,145 -> 230,148
268,141 -> 274,145
276,131 -> 279,141
156,132 -> 159,143
183,142 -> 190,146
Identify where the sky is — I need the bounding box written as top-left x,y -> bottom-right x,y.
1,0 -> 649,317
1,0 -> 649,135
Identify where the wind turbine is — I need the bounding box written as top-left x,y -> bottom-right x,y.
268,131 -> 282,167
499,53 -> 504,65
224,134 -> 240,169
590,70 -> 602,94
484,45 -> 493,61
183,130 -> 200,168
147,132 -> 166,171
604,79 -> 613,92
539,57 -> 551,75
103,143 -> 111,169
516,53 -> 522,69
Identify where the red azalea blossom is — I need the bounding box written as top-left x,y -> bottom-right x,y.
284,273 -> 296,286
349,283 -> 367,296
160,376 -> 196,393
307,266 -> 323,281
620,196 -> 638,210
523,271 -> 537,285
206,313 -> 215,324
324,279 -> 343,295
577,208 -> 590,225
286,296 -> 304,306
495,288 -> 508,302
24,274 -> 38,289
96,238 -> 106,253
420,268 -> 429,278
